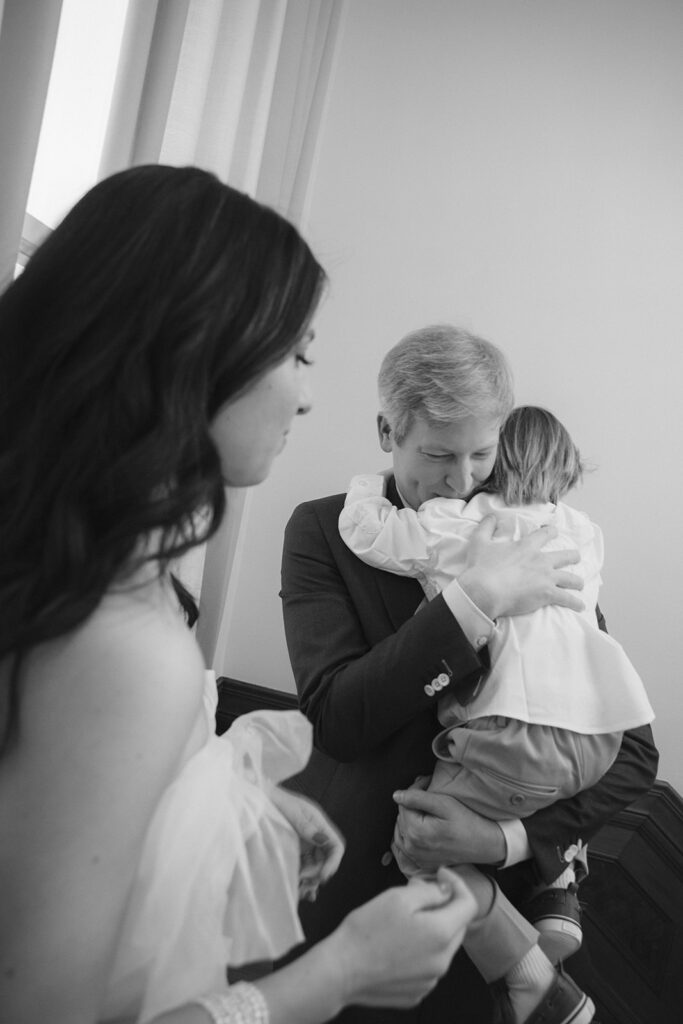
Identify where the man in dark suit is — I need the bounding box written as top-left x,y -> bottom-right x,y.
280,326 -> 658,1023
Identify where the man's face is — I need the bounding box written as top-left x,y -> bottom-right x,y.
378,412 -> 501,510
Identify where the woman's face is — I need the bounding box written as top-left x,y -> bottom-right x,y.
209,332 -> 314,487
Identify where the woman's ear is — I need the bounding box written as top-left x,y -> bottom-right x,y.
376,413 -> 394,453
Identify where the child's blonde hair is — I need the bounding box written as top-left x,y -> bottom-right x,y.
492,406 -> 585,505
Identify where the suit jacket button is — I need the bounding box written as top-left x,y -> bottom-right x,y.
437,672 -> 450,686
510,794 -> 525,806
424,683 -> 435,697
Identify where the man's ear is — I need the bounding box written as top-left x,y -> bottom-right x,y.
377,413 -> 394,453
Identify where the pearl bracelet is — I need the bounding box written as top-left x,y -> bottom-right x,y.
195,982 -> 269,1024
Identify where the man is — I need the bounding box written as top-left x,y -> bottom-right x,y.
280,325 -> 657,1023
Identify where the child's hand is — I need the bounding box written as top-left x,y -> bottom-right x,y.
269,785 -> 345,901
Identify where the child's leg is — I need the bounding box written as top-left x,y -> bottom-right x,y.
457,865 -> 538,981
430,722 -> 621,966
523,842 -> 588,964
457,865 -> 594,1024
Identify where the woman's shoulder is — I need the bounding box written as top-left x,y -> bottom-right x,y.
0,578 -> 207,1022
17,576 -> 206,759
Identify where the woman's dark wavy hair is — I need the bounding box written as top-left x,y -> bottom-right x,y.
0,164 -> 326,748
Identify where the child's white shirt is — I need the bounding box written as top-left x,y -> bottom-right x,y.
339,475 -> 654,734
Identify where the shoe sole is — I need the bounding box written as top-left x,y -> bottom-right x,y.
562,993 -> 595,1023
535,918 -> 583,964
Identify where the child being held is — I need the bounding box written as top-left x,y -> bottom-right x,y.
338,406 -> 653,1020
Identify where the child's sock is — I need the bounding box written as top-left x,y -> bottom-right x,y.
505,943 -> 556,1023
533,863 -> 575,896
546,865 -> 575,890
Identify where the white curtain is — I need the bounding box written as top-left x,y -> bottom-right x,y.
0,0 -> 64,287
0,0 -> 344,666
100,0 -> 346,666
100,0 -> 344,210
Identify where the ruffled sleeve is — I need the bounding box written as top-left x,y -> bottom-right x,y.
102,697 -> 313,1024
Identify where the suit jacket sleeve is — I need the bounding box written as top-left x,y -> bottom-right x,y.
280,497 -> 487,763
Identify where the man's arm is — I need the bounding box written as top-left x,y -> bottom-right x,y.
392,724 -> 658,878
281,498 -> 487,763
393,601 -> 659,877
524,723 -> 658,883
282,493 -> 588,764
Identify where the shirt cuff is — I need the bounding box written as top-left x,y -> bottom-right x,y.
498,818 -> 532,867
442,578 -> 495,652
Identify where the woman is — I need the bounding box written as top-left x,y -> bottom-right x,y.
0,166 -> 477,1024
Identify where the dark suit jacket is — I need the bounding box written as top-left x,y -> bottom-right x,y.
280,479 -> 658,1023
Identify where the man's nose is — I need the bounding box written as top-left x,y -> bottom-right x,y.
446,463 -> 472,496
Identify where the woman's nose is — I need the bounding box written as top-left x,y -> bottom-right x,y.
297,378 -> 313,416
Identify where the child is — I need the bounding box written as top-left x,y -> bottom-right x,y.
339,405 -> 654,1022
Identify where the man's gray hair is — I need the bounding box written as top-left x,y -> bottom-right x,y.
377,325 -> 514,443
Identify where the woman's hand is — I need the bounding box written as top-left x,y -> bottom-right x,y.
269,785 -> 345,900
458,514 -> 584,620
392,782 -> 506,868
330,868 -> 477,1008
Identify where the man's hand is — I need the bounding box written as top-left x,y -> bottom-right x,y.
392,782 -> 506,869
458,514 -> 584,620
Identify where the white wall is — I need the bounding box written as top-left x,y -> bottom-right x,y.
218,0 -> 683,792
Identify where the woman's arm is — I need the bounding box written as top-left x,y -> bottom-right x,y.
155,869 -> 478,1024
0,596 -> 206,1024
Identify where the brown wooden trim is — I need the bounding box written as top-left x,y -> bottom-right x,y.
215,675 -> 298,735
573,780 -> 683,1024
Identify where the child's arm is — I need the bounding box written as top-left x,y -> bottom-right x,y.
338,474 -> 432,577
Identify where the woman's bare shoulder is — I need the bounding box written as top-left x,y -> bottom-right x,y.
11,576 -> 206,764
0,578 -> 208,1020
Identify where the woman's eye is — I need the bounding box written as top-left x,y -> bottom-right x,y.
296,353 -> 314,366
